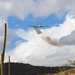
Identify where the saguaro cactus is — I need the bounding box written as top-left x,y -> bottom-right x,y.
1,23 -> 7,75
8,56 -> 10,75
2,23 -> 7,63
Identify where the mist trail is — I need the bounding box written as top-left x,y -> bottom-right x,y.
34,28 -> 61,47
34,28 -> 42,34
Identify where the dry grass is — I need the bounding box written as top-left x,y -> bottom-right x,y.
45,68 -> 75,75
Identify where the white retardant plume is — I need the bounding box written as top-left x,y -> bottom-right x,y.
34,27 -> 60,46
34,28 -> 42,34
42,36 -> 59,46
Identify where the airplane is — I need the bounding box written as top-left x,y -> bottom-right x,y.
29,24 -> 45,28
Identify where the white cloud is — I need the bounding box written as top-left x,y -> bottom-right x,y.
0,0 -> 75,19
58,14 -> 75,45
0,0 -> 75,66
5,14 -> 75,66
59,30 -> 75,45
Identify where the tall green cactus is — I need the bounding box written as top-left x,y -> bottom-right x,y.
8,56 -> 10,75
1,23 -> 7,75
2,23 -> 7,63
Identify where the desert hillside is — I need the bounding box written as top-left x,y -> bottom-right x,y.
0,63 -> 72,75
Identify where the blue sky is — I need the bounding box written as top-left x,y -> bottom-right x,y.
1,0 -> 75,66
7,14 -> 65,29
7,14 -> 66,51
